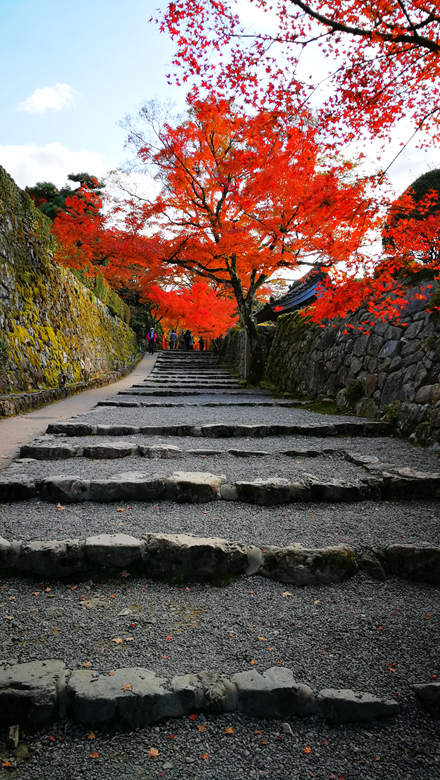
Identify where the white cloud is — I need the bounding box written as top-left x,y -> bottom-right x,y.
16,83 -> 78,114
0,142 -> 112,189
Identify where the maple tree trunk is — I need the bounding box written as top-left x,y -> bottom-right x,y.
243,311 -> 265,385
228,266 -> 265,384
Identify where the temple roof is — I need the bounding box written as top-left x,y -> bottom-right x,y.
255,266 -> 326,324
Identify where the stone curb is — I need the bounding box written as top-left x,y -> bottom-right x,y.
0,533 -> 438,585
45,421 -> 391,437
0,359 -> 142,420
0,660 -> 401,729
3,466 -> 440,505
96,400 -> 297,408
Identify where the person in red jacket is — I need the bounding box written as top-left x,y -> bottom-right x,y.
147,327 -> 158,354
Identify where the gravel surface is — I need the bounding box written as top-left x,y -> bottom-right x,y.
0,575 -> 437,692
72,405 -> 362,427
0,498 -> 438,549
5,453 -> 366,483
1,361 -> 439,780
0,709 -> 438,780
13,431 -> 440,469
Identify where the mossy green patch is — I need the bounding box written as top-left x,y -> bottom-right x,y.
0,166 -> 137,393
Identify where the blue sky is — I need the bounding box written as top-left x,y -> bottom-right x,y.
0,0 -> 438,195
0,0 -> 185,187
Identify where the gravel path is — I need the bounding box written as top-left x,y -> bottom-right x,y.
6,453 -> 366,483
74,405 -> 361,427
17,430 -> 440,466
1,575 -> 437,692
1,353 -> 439,780
0,498 -> 438,549
1,707 -> 438,780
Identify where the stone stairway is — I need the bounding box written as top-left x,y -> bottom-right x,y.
0,351 -> 439,779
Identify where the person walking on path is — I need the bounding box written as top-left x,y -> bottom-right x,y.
189,331 -> 194,350
178,331 -> 185,350
169,329 -> 177,350
184,330 -> 191,350
198,336 -> 204,351
147,327 -> 158,354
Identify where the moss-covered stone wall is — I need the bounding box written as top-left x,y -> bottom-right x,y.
0,166 -> 137,393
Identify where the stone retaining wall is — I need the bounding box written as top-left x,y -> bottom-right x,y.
0,358 -> 141,418
264,282 -> 440,445
0,166 -> 137,394
221,326 -> 275,378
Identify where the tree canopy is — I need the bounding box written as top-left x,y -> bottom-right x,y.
157,0 -> 440,143
122,96 -> 375,380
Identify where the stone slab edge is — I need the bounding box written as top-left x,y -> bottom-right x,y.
2,468 -> 440,504
0,660 -> 402,728
0,534 -> 438,585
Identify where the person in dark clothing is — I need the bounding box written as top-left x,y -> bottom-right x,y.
169,329 -> 177,349
199,336 -> 204,351
184,330 -> 191,350
147,327 -> 157,354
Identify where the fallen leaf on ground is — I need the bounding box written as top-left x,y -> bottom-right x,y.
201,753 -> 209,759
121,684 -> 132,691
197,724 -> 207,732
89,750 -> 99,759
124,637 -> 134,642
224,727 -> 235,734
87,731 -> 95,740
117,508 -> 125,512
258,637 -> 267,641
147,748 -> 159,758
82,662 -> 91,668
282,591 -> 293,597
189,714 -> 198,720
1,761 -> 12,768
56,503 -> 64,510
250,660 -> 257,666
121,571 -> 130,578
112,638 -> 123,644
303,746 -> 312,754
108,672 -> 115,676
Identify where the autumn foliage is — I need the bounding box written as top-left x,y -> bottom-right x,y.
123,96 -> 376,379
158,0 -> 440,143
51,183 -> 170,294
148,281 -> 237,340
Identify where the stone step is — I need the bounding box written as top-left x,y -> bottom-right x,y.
0,658 -> 403,729
98,399 -> 296,408
2,464 -> 440,504
45,420 -> 392,437
1,531 -> 439,586
1,343 -> 439,769
118,389 -> 272,396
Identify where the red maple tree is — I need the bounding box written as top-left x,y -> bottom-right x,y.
148,281 -> 238,341
157,0 -> 440,143
122,96 -> 375,380
51,183 -> 171,296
